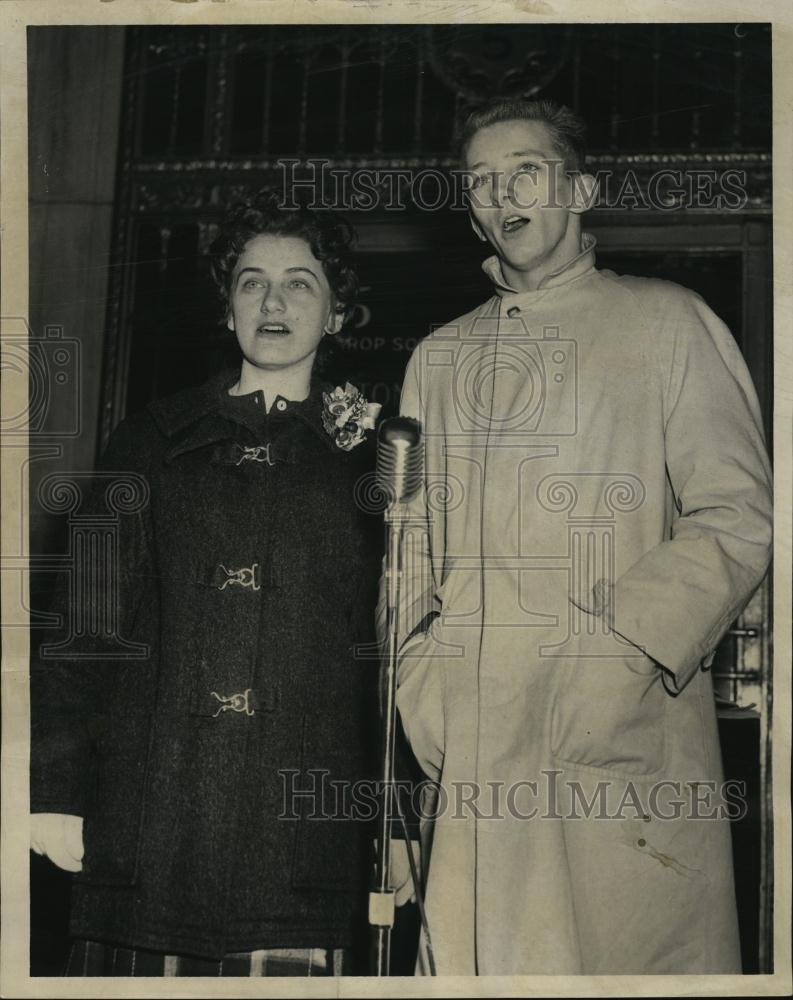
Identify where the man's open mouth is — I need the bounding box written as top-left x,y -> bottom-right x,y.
502,215 -> 530,234
257,323 -> 291,335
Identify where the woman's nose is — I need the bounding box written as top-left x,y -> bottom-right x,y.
260,286 -> 285,313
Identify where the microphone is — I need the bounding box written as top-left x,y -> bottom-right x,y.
376,417 -> 423,505
371,414 -> 425,975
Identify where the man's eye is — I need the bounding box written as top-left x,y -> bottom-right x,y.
469,174 -> 489,191
517,161 -> 540,174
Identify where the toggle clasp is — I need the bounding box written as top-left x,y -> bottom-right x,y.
236,444 -> 275,466
217,563 -> 260,591
210,688 -> 255,717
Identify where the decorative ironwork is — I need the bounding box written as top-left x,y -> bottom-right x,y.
123,23 -> 771,162
427,25 -> 572,102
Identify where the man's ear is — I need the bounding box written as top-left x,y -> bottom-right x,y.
469,212 -> 488,243
324,307 -> 345,336
570,172 -> 599,215
226,312 -> 235,333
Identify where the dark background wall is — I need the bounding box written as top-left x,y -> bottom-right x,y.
27,27 -> 126,561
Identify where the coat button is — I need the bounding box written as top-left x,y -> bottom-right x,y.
276,399 -> 287,411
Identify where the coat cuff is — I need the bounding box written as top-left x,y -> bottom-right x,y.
603,610 -> 705,694
30,730 -> 94,817
30,776 -> 89,817
571,578 -> 716,694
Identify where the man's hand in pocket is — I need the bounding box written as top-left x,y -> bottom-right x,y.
389,838 -> 421,906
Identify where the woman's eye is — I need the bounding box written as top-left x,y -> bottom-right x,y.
289,279 -> 310,289
469,173 -> 489,191
242,279 -> 263,289
517,161 -> 540,174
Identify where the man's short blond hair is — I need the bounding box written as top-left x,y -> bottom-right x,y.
459,98 -> 587,173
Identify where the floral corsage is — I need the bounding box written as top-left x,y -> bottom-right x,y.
322,382 -> 382,451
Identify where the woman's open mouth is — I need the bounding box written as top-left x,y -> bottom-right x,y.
256,323 -> 291,336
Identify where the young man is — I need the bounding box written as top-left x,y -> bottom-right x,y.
391,99 -> 772,975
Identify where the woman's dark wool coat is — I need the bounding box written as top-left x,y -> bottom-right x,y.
31,369 -> 382,959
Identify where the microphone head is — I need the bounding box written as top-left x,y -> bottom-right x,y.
377,416 -> 422,448
376,417 -> 423,505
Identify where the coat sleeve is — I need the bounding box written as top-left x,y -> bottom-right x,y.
378,349 -> 446,781
603,288 -> 772,693
30,414 -> 158,816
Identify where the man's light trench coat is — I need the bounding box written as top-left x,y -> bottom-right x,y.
390,235 -> 772,975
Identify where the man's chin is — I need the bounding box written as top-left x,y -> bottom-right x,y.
491,231 -> 539,262
500,248 -> 546,275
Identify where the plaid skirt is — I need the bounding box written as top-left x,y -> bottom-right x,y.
64,939 -> 348,977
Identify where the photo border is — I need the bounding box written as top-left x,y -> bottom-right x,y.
2,2 -> 791,997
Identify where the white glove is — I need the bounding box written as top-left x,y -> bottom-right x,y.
389,838 -> 421,907
30,813 -> 84,873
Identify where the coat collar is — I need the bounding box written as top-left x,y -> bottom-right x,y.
148,368 -> 351,463
482,231 -> 597,297
148,369 -> 236,438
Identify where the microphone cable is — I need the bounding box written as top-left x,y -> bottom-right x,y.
396,794 -> 437,976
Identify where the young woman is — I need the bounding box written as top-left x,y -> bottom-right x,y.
31,192 -> 385,976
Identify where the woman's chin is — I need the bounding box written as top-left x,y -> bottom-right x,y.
242,348 -> 316,373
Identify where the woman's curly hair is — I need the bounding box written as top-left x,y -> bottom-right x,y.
209,189 -> 360,325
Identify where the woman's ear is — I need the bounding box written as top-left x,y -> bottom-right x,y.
324,307 -> 345,336
570,172 -> 599,215
226,311 -> 235,333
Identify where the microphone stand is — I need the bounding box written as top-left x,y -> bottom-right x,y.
370,498 -> 405,976
369,415 -> 423,976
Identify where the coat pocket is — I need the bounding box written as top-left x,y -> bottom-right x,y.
550,653 -> 668,778
76,715 -> 152,886
290,714 -> 370,893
